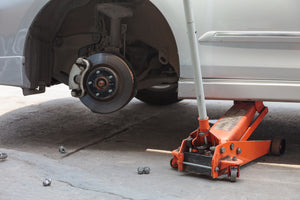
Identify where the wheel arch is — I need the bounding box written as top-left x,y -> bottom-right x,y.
23,0 -> 181,95
23,0 -> 90,93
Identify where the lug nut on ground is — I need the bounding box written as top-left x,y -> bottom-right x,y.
43,178 -> 52,187
137,167 -> 151,175
137,167 -> 144,175
59,146 -> 67,154
0,153 -> 8,161
143,167 -> 150,174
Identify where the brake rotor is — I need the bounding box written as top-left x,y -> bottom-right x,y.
80,53 -> 136,114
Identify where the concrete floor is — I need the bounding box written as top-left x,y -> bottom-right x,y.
0,85 -> 299,200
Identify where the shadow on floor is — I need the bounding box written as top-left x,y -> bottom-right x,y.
0,98 -> 299,165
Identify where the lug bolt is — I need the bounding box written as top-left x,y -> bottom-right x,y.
215,166 -> 220,172
236,148 -> 242,155
76,58 -> 84,65
74,75 -> 81,84
220,147 -> 225,154
232,156 -> 238,161
96,71 -> 100,74
88,81 -> 93,85
96,93 -> 100,97
230,143 -> 234,150
199,132 -> 204,137
209,146 -> 216,152
71,90 -> 78,97
108,89 -> 113,93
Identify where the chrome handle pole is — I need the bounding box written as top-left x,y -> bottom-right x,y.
183,0 -> 208,120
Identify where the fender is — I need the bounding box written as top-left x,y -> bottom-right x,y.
150,0 -> 190,78
0,0 -> 185,90
0,0 -> 49,88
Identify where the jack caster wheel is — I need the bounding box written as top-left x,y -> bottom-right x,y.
229,168 -> 238,182
271,137 -> 286,156
170,158 -> 178,169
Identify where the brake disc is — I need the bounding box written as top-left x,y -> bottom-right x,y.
80,53 -> 136,114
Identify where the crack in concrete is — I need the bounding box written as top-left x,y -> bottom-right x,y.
61,127 -> 130,158
11,156 -> 37,167
57,180 -> 134,200
62,114 -> 159,158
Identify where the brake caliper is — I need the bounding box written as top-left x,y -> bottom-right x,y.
69,58 -> 90,98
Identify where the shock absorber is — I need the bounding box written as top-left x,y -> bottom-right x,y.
97,3 -> 133,52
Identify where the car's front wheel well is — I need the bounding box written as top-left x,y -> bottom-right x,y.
24,0 -> 180,103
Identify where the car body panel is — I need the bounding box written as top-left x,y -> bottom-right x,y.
0,0 -> 48,87
1,0 -> 300,102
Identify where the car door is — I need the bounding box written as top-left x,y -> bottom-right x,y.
194,0 -> 300,82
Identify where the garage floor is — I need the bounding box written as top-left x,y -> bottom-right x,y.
0,85 -> 299,200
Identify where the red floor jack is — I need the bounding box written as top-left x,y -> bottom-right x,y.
171,0 -> 286,182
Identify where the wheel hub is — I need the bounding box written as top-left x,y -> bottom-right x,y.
79,53 -> 136,114
86,66 -> 118,100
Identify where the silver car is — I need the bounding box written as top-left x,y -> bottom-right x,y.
1,0 -> 300,113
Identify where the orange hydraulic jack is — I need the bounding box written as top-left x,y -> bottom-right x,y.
171,101 -> 285,181
172,0 -> 285,181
